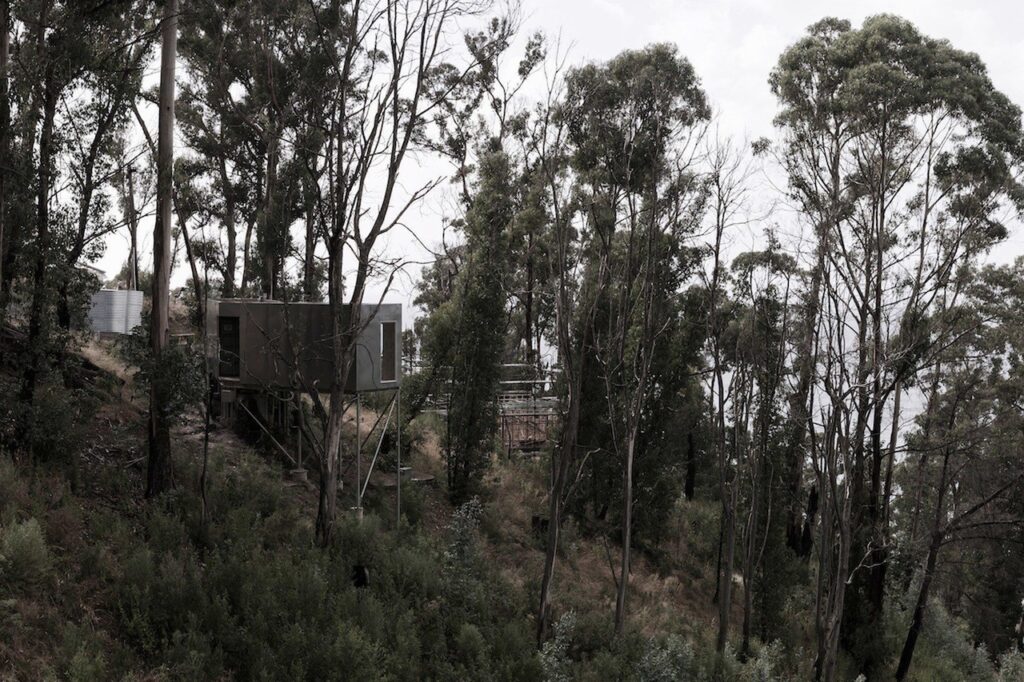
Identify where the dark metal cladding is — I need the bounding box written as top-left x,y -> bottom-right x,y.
206,299 -> 402,393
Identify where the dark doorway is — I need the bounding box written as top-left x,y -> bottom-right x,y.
219,316 -> 240,377
381,321 -> 397,382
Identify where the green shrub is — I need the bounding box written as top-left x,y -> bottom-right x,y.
60,624 -> 108,682
0,458 -> 29,524
30,383 -> 96,463
678,499 -> 721,569
399,479 -> 426,527
454,622 -> 490,676
738,640 -> 784,682
910,596 -> 997,681
997,650 -> 1024,681
540,610 -> 576,682
0,517 -> 52,591
639,634 -> 695,681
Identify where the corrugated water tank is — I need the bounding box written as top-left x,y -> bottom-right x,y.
88,289 -> 143,335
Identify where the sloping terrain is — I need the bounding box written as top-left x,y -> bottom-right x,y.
0,338 -> 772,680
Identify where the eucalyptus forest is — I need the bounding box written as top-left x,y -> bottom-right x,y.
1,1 -> 1024,680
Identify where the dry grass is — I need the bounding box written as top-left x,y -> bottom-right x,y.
474,455 -> 744,642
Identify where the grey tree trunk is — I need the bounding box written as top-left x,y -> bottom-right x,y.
895,531 -> 941,681
303,178 -> 316,300
614,429 -> 637,635
0,0 -> 8,321
125,165 -> 139,289
146,0 -> 178,498
536,386 -> 578,644
18,66 -> 57,452
315,238 -> 346,547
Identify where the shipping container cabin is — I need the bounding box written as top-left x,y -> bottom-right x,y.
206,299 -> 402,395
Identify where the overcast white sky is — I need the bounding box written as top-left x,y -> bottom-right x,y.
95,0 -> 1024,316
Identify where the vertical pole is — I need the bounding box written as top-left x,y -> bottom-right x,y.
356,393 -> 362,521
396,385 -> 402,528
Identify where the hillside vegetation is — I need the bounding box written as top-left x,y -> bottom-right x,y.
2,341 -> 1022,680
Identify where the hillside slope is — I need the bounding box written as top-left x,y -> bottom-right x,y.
2,339 -> 1011,680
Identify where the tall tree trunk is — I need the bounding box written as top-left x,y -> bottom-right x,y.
315,238 -> 345,547
614,428 -> 637,635
537,186 -> 588,644
177,209 -> 203,321
684,430 -> 696,501
223,208 -> 237,297
740,462 -> 761,659
1,1 -> 44,327
18,68 -> 58,451
717,487 -> 737,653
146,0 -> 178,498
537,376 -> 580,644
895,530 -> 941,681
0,0 -> 8,323
315,237 -> 367,547
241,215 -> 256,293
217,138 -> 236,297
524,229 -> 534,365
260,132 -> 279,299
124,165 -> 140,289
783,247 -> 823,553
713,348 -> 734,653
303,179 -> 316,300
896,421 -> 952,681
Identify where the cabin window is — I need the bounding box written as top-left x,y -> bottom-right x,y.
381,321 -> 397,382
219,316 -> 240,377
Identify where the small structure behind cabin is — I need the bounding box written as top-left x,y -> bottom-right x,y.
88,289 -> 144,335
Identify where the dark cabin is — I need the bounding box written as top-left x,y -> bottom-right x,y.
207,300 -> 402,395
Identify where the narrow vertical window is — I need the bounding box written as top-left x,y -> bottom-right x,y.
219,316 -> 240,377
381,321 -> 397,382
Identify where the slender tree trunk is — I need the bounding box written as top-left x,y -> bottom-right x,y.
537,379 -> 580,644
895,530 -> 941,681
241,214 -> 255,293
823,517 -> 850,682
713,349 -> 734,652
223,207 -> 237,297
0,0 -> 8,321
303,180 -> 316,300
614,427 -> 637,635
217,140 -> 237,297
684,430 -> 696,501
718,476 -> 737,653
125,165 -> 140,289
315,238 -> 345,546
315,238 -> 366,547
1,2 -> 44,327
524,230 -> 534,365
19,67 -> 58,451
537,182 -> 588,644
896,418 -> 953,681
784,246 -> 823,553
741,462 -> 760,659
176,208 -> 204,320
812,469 -> 832,680
261,131 -> 280,299
146,0 -> 177,498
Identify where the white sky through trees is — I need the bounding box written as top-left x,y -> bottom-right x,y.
96,0 -> 1024,318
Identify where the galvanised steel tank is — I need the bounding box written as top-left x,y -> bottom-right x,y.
88,289 -> 144,334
